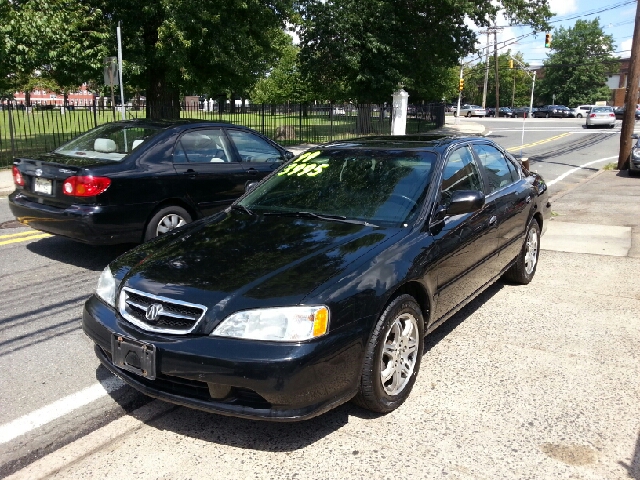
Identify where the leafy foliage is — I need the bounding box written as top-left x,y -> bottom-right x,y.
538,19 -> 616,106
463,51 -> 534,107
0,0 -> 109,98
88,0 -> 296,117
298,0 -> 551,103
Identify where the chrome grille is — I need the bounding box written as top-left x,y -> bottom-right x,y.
118,287 -> 207,334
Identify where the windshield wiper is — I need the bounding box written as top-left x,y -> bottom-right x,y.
229,204 -> 254,216
264,211 -> 378,227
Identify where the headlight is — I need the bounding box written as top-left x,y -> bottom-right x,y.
96,266 -> 117,307
632,149 -> 640,159
211,306 -> 330,341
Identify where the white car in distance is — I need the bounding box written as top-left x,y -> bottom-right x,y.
457,104 -> 487,117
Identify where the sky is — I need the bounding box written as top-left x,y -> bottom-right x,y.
469,0 -> 637,67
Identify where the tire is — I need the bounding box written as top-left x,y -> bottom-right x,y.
352,294 -> 425,414
576,114 -> 582,118
545,113 -> 550,118
466,112 -> 471,118
503,219 -> 541,285
144,205 -> 192,242
629,168 -> 640,177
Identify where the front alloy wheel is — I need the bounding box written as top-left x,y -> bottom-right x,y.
503,219 -> 541,284
352,294 -> 424,413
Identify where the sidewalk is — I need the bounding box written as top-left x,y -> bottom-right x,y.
543,169 -> 640,258
0,168 -> 13,197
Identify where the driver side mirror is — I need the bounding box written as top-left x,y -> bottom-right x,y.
432,190 -> 485,224
284,150 -> 295,160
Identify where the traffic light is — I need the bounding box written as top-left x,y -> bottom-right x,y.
545,33 -> 551,48
459,78 -> 464,91
509,59 -> 514,69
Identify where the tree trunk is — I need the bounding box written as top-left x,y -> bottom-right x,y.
619,0 -> 640,170
25,91 -> 31,107
146,68 -> 180,120
356,104 -> 373,134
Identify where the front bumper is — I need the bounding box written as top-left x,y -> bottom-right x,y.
630,152 -> 640,171
83,295 -> 366,421
8,192 -> 144,245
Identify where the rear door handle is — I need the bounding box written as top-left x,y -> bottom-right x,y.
184,169 -> 198,178
247,168 -> 258,176
525,195 -> 531,204
489,215 -> 497,226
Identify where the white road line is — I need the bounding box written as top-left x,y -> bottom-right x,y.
546,155 -> 618,186
484,130 -> 493,137
0,376 -> 125,444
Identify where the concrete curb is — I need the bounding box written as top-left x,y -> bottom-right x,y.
548,168 -> 608,204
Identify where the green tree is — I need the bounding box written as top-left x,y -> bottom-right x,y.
88,0 -> 295,118
538,19 -> 615,106
464,51 -> 534,108
0,0 -> 109,101
250,36 -> 311,104
298,0 -> 551,103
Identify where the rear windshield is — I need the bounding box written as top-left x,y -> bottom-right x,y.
592,107 -> 613,113
240,149 -> 437,226
55,124 -> 162,161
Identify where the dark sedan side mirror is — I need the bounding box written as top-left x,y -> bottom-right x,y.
284,150 -> 295,160
245,181 -> 259,193
446,190 -> 485,216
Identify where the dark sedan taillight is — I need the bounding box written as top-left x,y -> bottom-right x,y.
12,166 -> 24,186
63,176 -> 111,197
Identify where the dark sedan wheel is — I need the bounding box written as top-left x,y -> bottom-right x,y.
466,112 -> 472,118
503,219 -> 540,285
353,294 -> 424,413
145,206 -> 192,241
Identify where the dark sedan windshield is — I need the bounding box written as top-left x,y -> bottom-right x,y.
239,149 -> 436,225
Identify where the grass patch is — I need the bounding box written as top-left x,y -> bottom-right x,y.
602,162 -> 617,171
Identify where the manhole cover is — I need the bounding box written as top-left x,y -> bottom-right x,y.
0,220 -> 23,229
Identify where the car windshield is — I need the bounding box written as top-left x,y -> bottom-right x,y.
239,149 -> 437,226
54,123 -> 162,161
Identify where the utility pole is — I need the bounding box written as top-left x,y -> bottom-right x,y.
494,25 -> 502,116
481,31 -> 490,109
618,0 -> 640,170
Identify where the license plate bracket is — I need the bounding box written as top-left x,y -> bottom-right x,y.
111,334 -> 156,380
34,177 -> 52,195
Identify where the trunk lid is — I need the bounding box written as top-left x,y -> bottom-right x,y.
13,153 -> 120,208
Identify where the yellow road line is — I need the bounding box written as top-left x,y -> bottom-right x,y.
506,132 -> 572,152
0,230 -> 40,240
0,233 -> 51,246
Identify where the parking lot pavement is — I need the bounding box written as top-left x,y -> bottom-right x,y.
6,171 -> 640,480
0,168 -> 13,197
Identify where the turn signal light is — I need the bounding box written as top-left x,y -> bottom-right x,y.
312,307 -> 329,337
12,166 -> 24,186
63,176 -> 111,197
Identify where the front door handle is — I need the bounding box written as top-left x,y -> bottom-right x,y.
183,169 -> 198,178
525,195 -> 531,204
247,168 -> 258,176
489,215 -> 497,226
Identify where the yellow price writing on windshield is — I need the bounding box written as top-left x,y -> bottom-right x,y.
278,151 -> 329,177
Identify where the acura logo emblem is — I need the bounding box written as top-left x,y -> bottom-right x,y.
145,304 -> 164,323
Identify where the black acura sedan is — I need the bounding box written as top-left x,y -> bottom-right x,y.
9,120 -> 293,244
83,135 -> 550,421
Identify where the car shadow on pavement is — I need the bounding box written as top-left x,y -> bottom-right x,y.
99,281 -> 506,452
618,429 -> 640,480
26,236 -> 133,271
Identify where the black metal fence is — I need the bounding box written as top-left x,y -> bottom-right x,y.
0,100 -> 444,167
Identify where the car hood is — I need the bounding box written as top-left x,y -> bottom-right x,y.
112,211 -> 401,328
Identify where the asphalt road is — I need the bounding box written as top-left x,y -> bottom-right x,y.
0,119 -> 637,479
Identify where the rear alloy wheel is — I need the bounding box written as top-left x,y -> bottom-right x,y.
144,206 -> 192,241
466,112 -> 471,118
352,295 -> 424,413
577,114 -> 583,118
503,219 -> 540,285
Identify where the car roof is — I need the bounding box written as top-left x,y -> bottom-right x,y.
107,118 -> 235,131
317,134 -> 489,153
